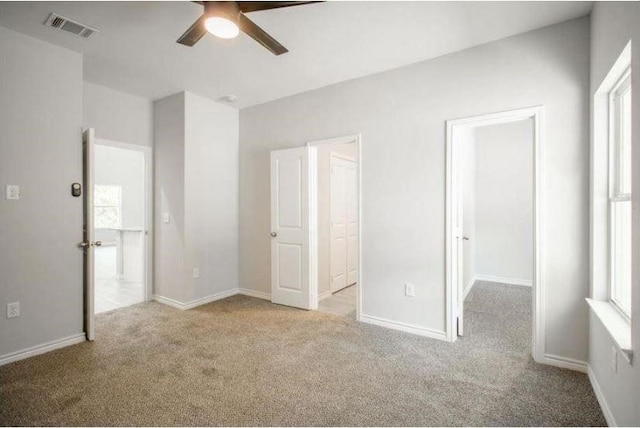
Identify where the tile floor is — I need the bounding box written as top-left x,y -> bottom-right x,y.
95,246 -> 144,314
317,284 -> 356,318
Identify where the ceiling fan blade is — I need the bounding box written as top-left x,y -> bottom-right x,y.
238,1 -> 322,14
177,15 -> 207,47
238,13 -> 288,55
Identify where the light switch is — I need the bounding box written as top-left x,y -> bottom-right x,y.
5,185 -> 20,200
163,213 -> 171,224
405,283 -> 415,297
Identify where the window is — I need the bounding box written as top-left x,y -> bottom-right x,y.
94,185 -> 122,229
609,69 -> 632,318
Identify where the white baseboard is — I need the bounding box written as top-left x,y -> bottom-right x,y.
153,288 -> 239,310
542,353 -> 588,373
237,288 -> 271,300
319,290 -> 332,301
474,274 -> 533,287
360,314 -> 448,341
463,278 -> 476,299
0,333 -> 86,366
587,365 -> 616,427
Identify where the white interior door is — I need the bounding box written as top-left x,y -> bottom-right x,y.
82,129 -> 96,341
330,154 -> 357,293
330,159 -> 347,292
453,140 -> 465,337
270,147 -> 317,309
346,162 -> 358,286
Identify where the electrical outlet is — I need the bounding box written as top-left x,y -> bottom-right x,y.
7,302 -> 20,318
5,185 -> 20,200
611,347 -> 618,373
405,283 -> 415,297
193,268 -> 200,279
163,213 -> 171,224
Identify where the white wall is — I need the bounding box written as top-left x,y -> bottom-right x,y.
589,2 -> 640,426
184,92 -> 239,302
0,27 -> 84,357
154,92 -> 186,302
474,120 -> 533,283
83,82 -> 153,147
317,142 -> 357,296
240,18 -> 590,360
154,92 -> 239,305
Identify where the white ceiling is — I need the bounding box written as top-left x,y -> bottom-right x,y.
0,1 -> 593,109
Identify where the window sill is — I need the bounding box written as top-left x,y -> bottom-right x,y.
586,298 -> 633,364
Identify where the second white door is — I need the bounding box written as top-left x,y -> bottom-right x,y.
330,154 -> 358,293
270,146 -> 318,310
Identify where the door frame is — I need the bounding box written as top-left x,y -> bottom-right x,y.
445,106 -> 545,363
307,134 -> 363,321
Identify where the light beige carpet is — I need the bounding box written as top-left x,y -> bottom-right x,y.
0,283 -> 605,426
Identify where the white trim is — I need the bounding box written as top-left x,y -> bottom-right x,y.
591,42 -> 632,303
307,134 -> 363,322
463,278 -> 476,300
542,354 -> 588,373
153,288 -> 238,310
445,106 -> 545,365
309,146 -> 319,310
238,288 -> 272,300
94,138 -> 154,304
330,151 -> 357,163
474,274 -> 533,287
319,290 -> 333,301
360,314 -> 448,341
586,298 -> 633,364
587,365 -> 617,427
0,333 -> 86,366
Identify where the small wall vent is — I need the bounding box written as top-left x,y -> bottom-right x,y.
44,13 -> 98,39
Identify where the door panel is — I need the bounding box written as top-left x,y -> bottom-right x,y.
455,142 -> 464,336
276,158 -> 302,228
277,243 -> 303,290
330,162 -> 347,291
271,147 -> 317,309
330,155 -> 358,292
346,165 -> 358,285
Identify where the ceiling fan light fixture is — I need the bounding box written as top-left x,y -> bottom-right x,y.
204,16 -> 239,39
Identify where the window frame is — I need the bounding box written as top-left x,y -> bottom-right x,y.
608,67 -> 632,320
94,184 -> 123,229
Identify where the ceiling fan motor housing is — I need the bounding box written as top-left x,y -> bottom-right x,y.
205,1 -> 241,22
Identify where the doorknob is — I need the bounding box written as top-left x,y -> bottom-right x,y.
270,232 -> 277,237
462,237 -> 470,241
78,241 -> 102,248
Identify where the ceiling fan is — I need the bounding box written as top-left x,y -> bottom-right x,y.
177,1 -> 321,55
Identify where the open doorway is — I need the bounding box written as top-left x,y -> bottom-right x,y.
269,135 -> 362,320
82,129 -> 153,340
458,119 -> 534,347
93,140 -> 151,313
446,107 -> 544,362
311,138 -> 359,319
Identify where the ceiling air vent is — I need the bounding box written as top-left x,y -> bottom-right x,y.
44,13 -> 98,39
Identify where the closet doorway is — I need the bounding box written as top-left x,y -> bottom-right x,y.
311,136 -> 360,319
